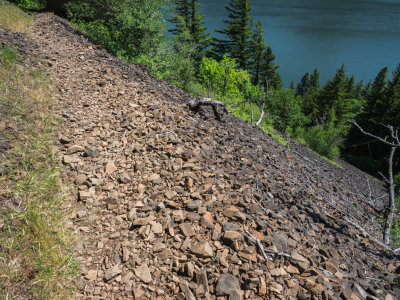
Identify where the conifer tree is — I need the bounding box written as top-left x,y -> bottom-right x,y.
169,0 -> 190,36
296,72 -> 311,96
310,68 -> 320,90
248,20 -> 280,89
386,64 -> 400,127
259,46 -> 281,89
298,69 -> 319,116
189,0 -> 212,73
363,66 -> 388,124
214,0 -> 253,69
249,20 -> 266,86
314,64 -> 347,122
170,0 -> 212,74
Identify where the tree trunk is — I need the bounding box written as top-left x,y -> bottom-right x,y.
384,146 -> 397,245
250,101 -> 253,124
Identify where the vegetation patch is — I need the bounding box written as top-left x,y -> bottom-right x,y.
0,45 -> 77,299
0,1 -> 31,33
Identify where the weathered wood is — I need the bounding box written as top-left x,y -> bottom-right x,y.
188,97 -> 228,121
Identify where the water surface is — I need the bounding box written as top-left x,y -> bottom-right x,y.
197,0 -> 400,87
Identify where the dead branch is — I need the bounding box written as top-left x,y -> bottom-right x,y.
245,230 -> 271,261
255,92 -> 266,127
245,230 -> 291,260
343,216 -> 393,252
227,99 -> 247,110
349,121 -> 400,148
188,97 -> 228,121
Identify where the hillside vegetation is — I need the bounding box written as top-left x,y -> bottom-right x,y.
0,4 -> 77,298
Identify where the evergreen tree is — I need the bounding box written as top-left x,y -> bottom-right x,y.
289,81 -> 295,90
363,66 -> 388,124
310,69 -> 320,90
214,0 -> 253,69
169,0 -> 190,36
259,46 -> 281,89
296,72 -> 311,96
314,64 -> 347,122
248,20 -> 280,89
249,20 -> 266,86
386,64 -> 400,128
189,0 -> 212,73
170,0 -> 212,74
297,69 -> 320,117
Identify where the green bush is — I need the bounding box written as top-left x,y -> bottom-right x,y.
10,0 -> 46,10
302,125 -> 341,159
199,55 -> 253,99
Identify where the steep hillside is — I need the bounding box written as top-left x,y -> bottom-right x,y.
1,13 -> 399,300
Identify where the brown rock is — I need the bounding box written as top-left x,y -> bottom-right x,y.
202,212 -> 214,227
290,253 -> 310,272
85,269 -> 98,281
148,173 -> 160,181
179,280 -> 196,300
104,265 -> 122,281
287,265 -> 300,274
75,174 -> 87,185
324,261 -> 338,274
342,289 -> 361,300
134,263 -> 152,283
67,144 -> 85,154
180,223 -> 196,237
259,276 -> 267,295
105,161 -> 117,175
190,241 -> 213,258
133,215 -> 156,226
223,231 -> 243,250
216,274 -> 241,296
119,172 -> 131,183
184,262 -> 194,278
79,190 -> 91,201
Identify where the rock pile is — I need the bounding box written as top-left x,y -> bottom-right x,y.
1,13 -> 399,300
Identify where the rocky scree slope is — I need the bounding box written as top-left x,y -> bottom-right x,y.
1,13 -> 400,300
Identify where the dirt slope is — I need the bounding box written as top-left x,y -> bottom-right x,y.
2,13 -> 400,300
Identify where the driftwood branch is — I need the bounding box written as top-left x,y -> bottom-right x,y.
245,230 -> 291,260
188,97 -> 228,121
343,216 -> 393,252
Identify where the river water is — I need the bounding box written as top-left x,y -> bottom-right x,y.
197,0 -> 400,87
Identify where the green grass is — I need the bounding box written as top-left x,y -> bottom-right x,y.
0,46 -> 77,299
1,46 -> 17,68
0,2 -> 31,33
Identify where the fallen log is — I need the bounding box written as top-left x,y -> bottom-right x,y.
188,97 -> 228,121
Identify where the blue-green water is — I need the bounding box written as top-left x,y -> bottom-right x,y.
197,0 -> 400,87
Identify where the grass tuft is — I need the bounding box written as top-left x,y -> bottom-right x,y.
1,46 -> 17,68
0,2 -> 31,33
0,47 -> 77,299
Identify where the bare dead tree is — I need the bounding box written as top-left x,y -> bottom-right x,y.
349,120 -> 400,246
